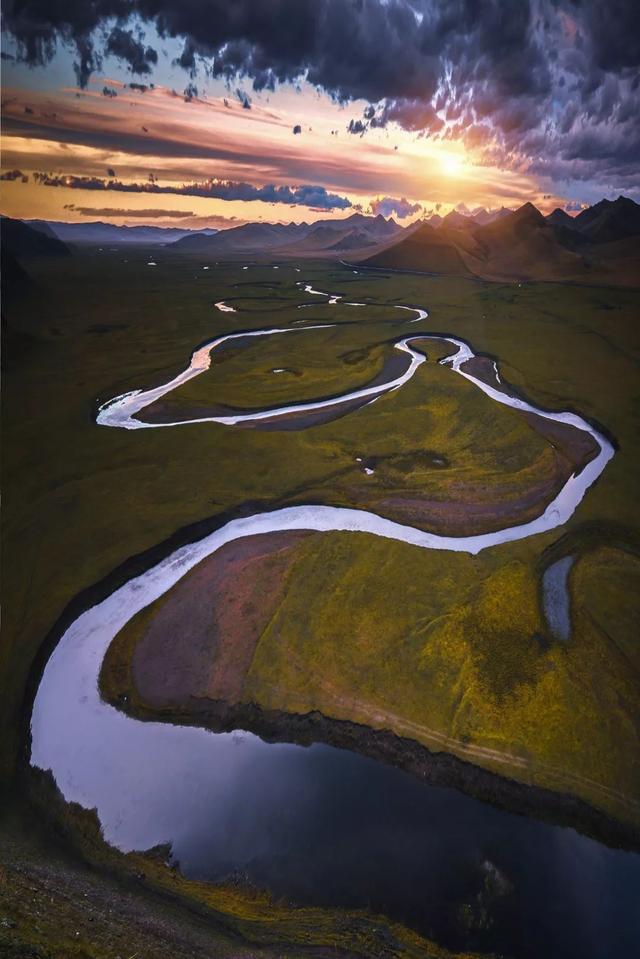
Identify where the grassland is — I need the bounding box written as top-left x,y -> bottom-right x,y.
2,249 -> 640,948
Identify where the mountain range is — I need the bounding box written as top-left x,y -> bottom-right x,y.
171,212 -> 402,255
361,196 -> 640,286
21,220 -> 219,246
3,196 -> 639,287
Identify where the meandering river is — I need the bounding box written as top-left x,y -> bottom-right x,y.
31,278 -> 637,958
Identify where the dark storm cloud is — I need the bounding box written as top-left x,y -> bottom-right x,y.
2,1 -> 640,190
0,1 -> 440,98
31,172 -> 353,209
574,0 -> 640,72
105,26 -> 158,75
370,98 -> 444,134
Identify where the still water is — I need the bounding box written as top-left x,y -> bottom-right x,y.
161,731 -> 640,959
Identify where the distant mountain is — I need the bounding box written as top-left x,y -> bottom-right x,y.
276,213 -> 401,254
173,220 -> 308,252
441,210 -> 473,229
171,212 -> 401,255
286,223 -> 348,252
23,220 -> 219,246
425,207 -> 510,230
545,208 -> 577,229
345,212 -> 400,239
362,221 -> 472,275
573,195 -> 640,243
1,217 -> 72,257
467,202 -> 591,278
470,207 -> 493,225
486,200 -> 545,229
488,207 -> 513,222
360,201 -> 621,282
326,228 -> 380,251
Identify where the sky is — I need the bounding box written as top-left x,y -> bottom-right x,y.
1,1 -> 638,229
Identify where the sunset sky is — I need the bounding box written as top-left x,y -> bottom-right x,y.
2,1 -> 638,229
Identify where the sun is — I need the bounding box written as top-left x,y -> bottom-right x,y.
441,152 -> 463,176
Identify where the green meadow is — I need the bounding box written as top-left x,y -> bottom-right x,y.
3,249 -> 640,828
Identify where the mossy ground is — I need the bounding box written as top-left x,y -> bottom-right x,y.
2,250 -> 640,949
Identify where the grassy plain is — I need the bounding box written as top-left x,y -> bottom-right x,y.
2,249 -> 640,829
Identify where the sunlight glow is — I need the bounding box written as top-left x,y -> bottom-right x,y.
441,152 -> 463,177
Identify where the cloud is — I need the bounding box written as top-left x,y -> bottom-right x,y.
105,27 -> 158,76
3,0 -> 639,194
370,196 -> 422,219
236,88 -> 251,109
370,99 -> 444,134
32,172 -> 353,209
0,168 -> 29,182
63,204 -> 195,218
347,119 -> 367,136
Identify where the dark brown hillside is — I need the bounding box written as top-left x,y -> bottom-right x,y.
546,208 -> 577,229
574,196 -> 640,243
362,221 -> 473,275
362,203 -> 593,281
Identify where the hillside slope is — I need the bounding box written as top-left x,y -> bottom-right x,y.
362,221 -> 473,275
1,217 -> 72,258
573,196 -> 640,243
361,201 -> 640,284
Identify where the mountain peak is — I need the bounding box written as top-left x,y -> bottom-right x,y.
442,209 -> 471,228
512,202 -> 545,223
574,193 -> 640,241
546,208 -> 576,228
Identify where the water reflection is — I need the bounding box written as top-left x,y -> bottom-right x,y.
542,555 -> 574,642
162,731 -> 640,959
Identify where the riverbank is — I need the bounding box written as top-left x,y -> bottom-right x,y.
1,779 -> 480,959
